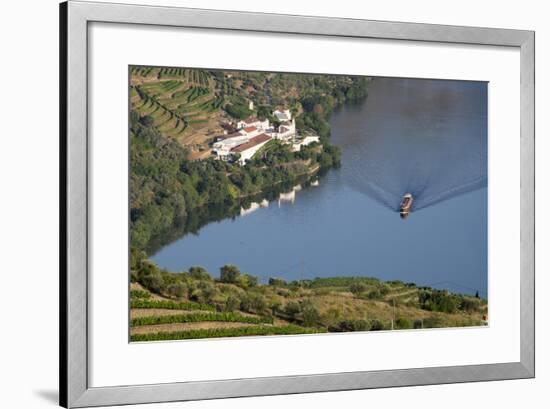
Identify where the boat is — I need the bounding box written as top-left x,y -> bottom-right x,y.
400,193 -> 414,219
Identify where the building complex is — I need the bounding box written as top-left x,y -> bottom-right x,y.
212,109 -> 320,165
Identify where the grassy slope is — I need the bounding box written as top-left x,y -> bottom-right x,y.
129,272 -> 488,342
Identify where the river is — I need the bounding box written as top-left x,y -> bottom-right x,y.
151,77 -> 488,296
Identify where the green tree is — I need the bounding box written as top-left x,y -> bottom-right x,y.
268,277 -> 287,287
224,296 -> 240,312
284,302 -> 301,320
189,266 -> 211,280
301,301 -> 320,327
370,319 -> 385,331
220,264 -> 241,283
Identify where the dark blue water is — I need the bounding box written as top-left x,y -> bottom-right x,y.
152,78 -> 488,296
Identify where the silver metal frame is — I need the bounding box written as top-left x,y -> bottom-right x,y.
60,1 -> 535,407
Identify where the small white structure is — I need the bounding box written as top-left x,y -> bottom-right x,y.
238,125 -> 261,138
275,119 -> 296,141
236,116 -> 269,131
248,100 -> 254,111
291,135 -> 320,152
232,133 -> 272,165
273,109 -> 292,122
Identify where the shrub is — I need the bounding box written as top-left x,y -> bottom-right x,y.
239,293 -> 267,314
220,264 -> 241,283
423,316 -> 444,328
268,277 -> 287,287
459,297 -> 482,313
188,266 -> 211,280
328,319 -> 370,332
250,294 -> 267,313
418,290 -> 459,314
140,271 -> 164,294
130,290 -> 151,299
166,282 -> 187,299
224,296 -> 240,312
369,319 -> 385,331
237,273 -> 258,288
301,302 -> 320,327
395,317 -> 413,330
244,274 -> 258,287
349,282 -> 367,295
284,301 -> 301,319
194,281 -> 217,304
239,294 -> 252,312
366,289 -> 382,300
269,301 -> 282,315
225,103 -> 252,120
378,285 -> 390,296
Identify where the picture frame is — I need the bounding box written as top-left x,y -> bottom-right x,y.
60,1 -> 535,407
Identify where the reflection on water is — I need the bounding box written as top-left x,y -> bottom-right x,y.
152,78 -> 488,296
240,199 -> 269,217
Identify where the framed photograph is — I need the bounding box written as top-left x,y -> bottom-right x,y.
60,1 -> 534,407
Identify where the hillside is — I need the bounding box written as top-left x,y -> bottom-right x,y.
130,254 -> 488,342
130,66 -> 370,159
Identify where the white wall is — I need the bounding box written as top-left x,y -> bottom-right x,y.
0,0 -> 547,408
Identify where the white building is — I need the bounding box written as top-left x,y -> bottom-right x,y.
215,131 -> 241,142
236,116 -> 269,131
291,135 -> 320,152
232,133 -> 272,165
238,125 -> 262,138
275,119 -> 296,141
213,110 -> 319,162
273,109 -> 292,122
213,124 -> 265,160
212,134 -> 252,159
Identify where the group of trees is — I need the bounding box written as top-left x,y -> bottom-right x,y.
130,111 -> 340,254
418,289 -> 483,314
278,299 -> 321,327
131,252 -> 271,316
328,319 -> 385,332
213,69 -> 370,141
131,250 -> 326,329
130,69 -> 369,256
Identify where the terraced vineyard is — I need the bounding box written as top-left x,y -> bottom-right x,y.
129,283 -> 324,342
130,66 -> 225,148
129,261 -> 488,342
